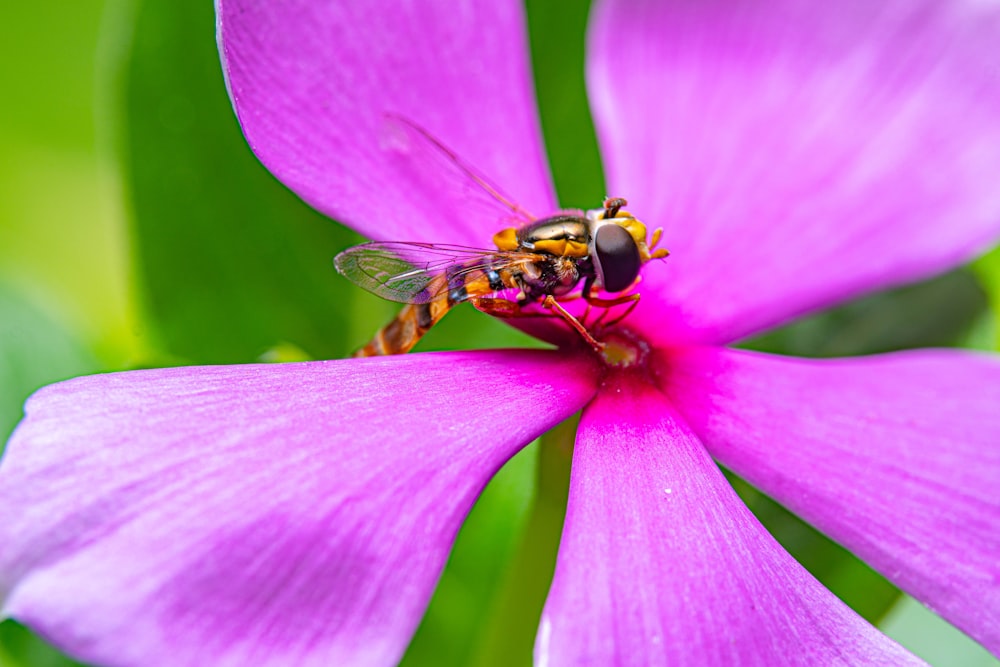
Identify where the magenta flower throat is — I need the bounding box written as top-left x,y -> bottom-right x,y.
2,1 -> 1000,666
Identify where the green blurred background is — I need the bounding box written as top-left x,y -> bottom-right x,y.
1,0 -> 998,665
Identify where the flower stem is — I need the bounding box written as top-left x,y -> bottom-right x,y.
470,413 -> 578,667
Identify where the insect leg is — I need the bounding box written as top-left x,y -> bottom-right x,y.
473,298 -> 560,319
542,295 -> 604,353
586,292 -> 641,331
476,296 -> 604,351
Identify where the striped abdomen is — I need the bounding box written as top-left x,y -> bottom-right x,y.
353,264 -> 515,357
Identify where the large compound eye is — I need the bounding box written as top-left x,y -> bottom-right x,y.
594,224 -> 641,292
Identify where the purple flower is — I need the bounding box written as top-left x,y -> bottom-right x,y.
3,0 -> 1000,665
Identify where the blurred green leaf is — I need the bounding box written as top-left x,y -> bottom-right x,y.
0,286 -> 98,446
0,3 -> 102,150
961,311 -> 997,352
402,442 -> 539,667
745,268 -> 989,358
880,596 -> 1000,667
0,621 -> 85,667
526,0 -> 605,208
120,0 -> 362,364
0,0 -> 134,363
973,245 -> 1000,350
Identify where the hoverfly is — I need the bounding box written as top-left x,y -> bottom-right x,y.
335,118 -> 669,358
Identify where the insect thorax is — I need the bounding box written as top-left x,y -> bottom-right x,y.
519,255 -> 586,300
493,215 -> 590,258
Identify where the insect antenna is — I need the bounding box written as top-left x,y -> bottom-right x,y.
602,196 -> 627,219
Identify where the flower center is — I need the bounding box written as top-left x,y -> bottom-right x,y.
598,329 -> 649,368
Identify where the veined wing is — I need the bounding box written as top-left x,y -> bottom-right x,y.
334,241 -> 543,304
379,114 -> 536,227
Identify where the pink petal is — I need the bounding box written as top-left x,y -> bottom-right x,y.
588,0 -> 1000,345
0,350 -> 596,667
217,0 -> 555,246
663,346 -> 1000,655
537,376 -> 919,666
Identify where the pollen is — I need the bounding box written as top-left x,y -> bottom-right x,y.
598,330 -> 649,368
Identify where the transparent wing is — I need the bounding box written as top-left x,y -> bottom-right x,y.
334,241 -> 542,304
379,114 -> 536,228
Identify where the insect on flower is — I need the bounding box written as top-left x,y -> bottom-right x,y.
334,118 -> 670,357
